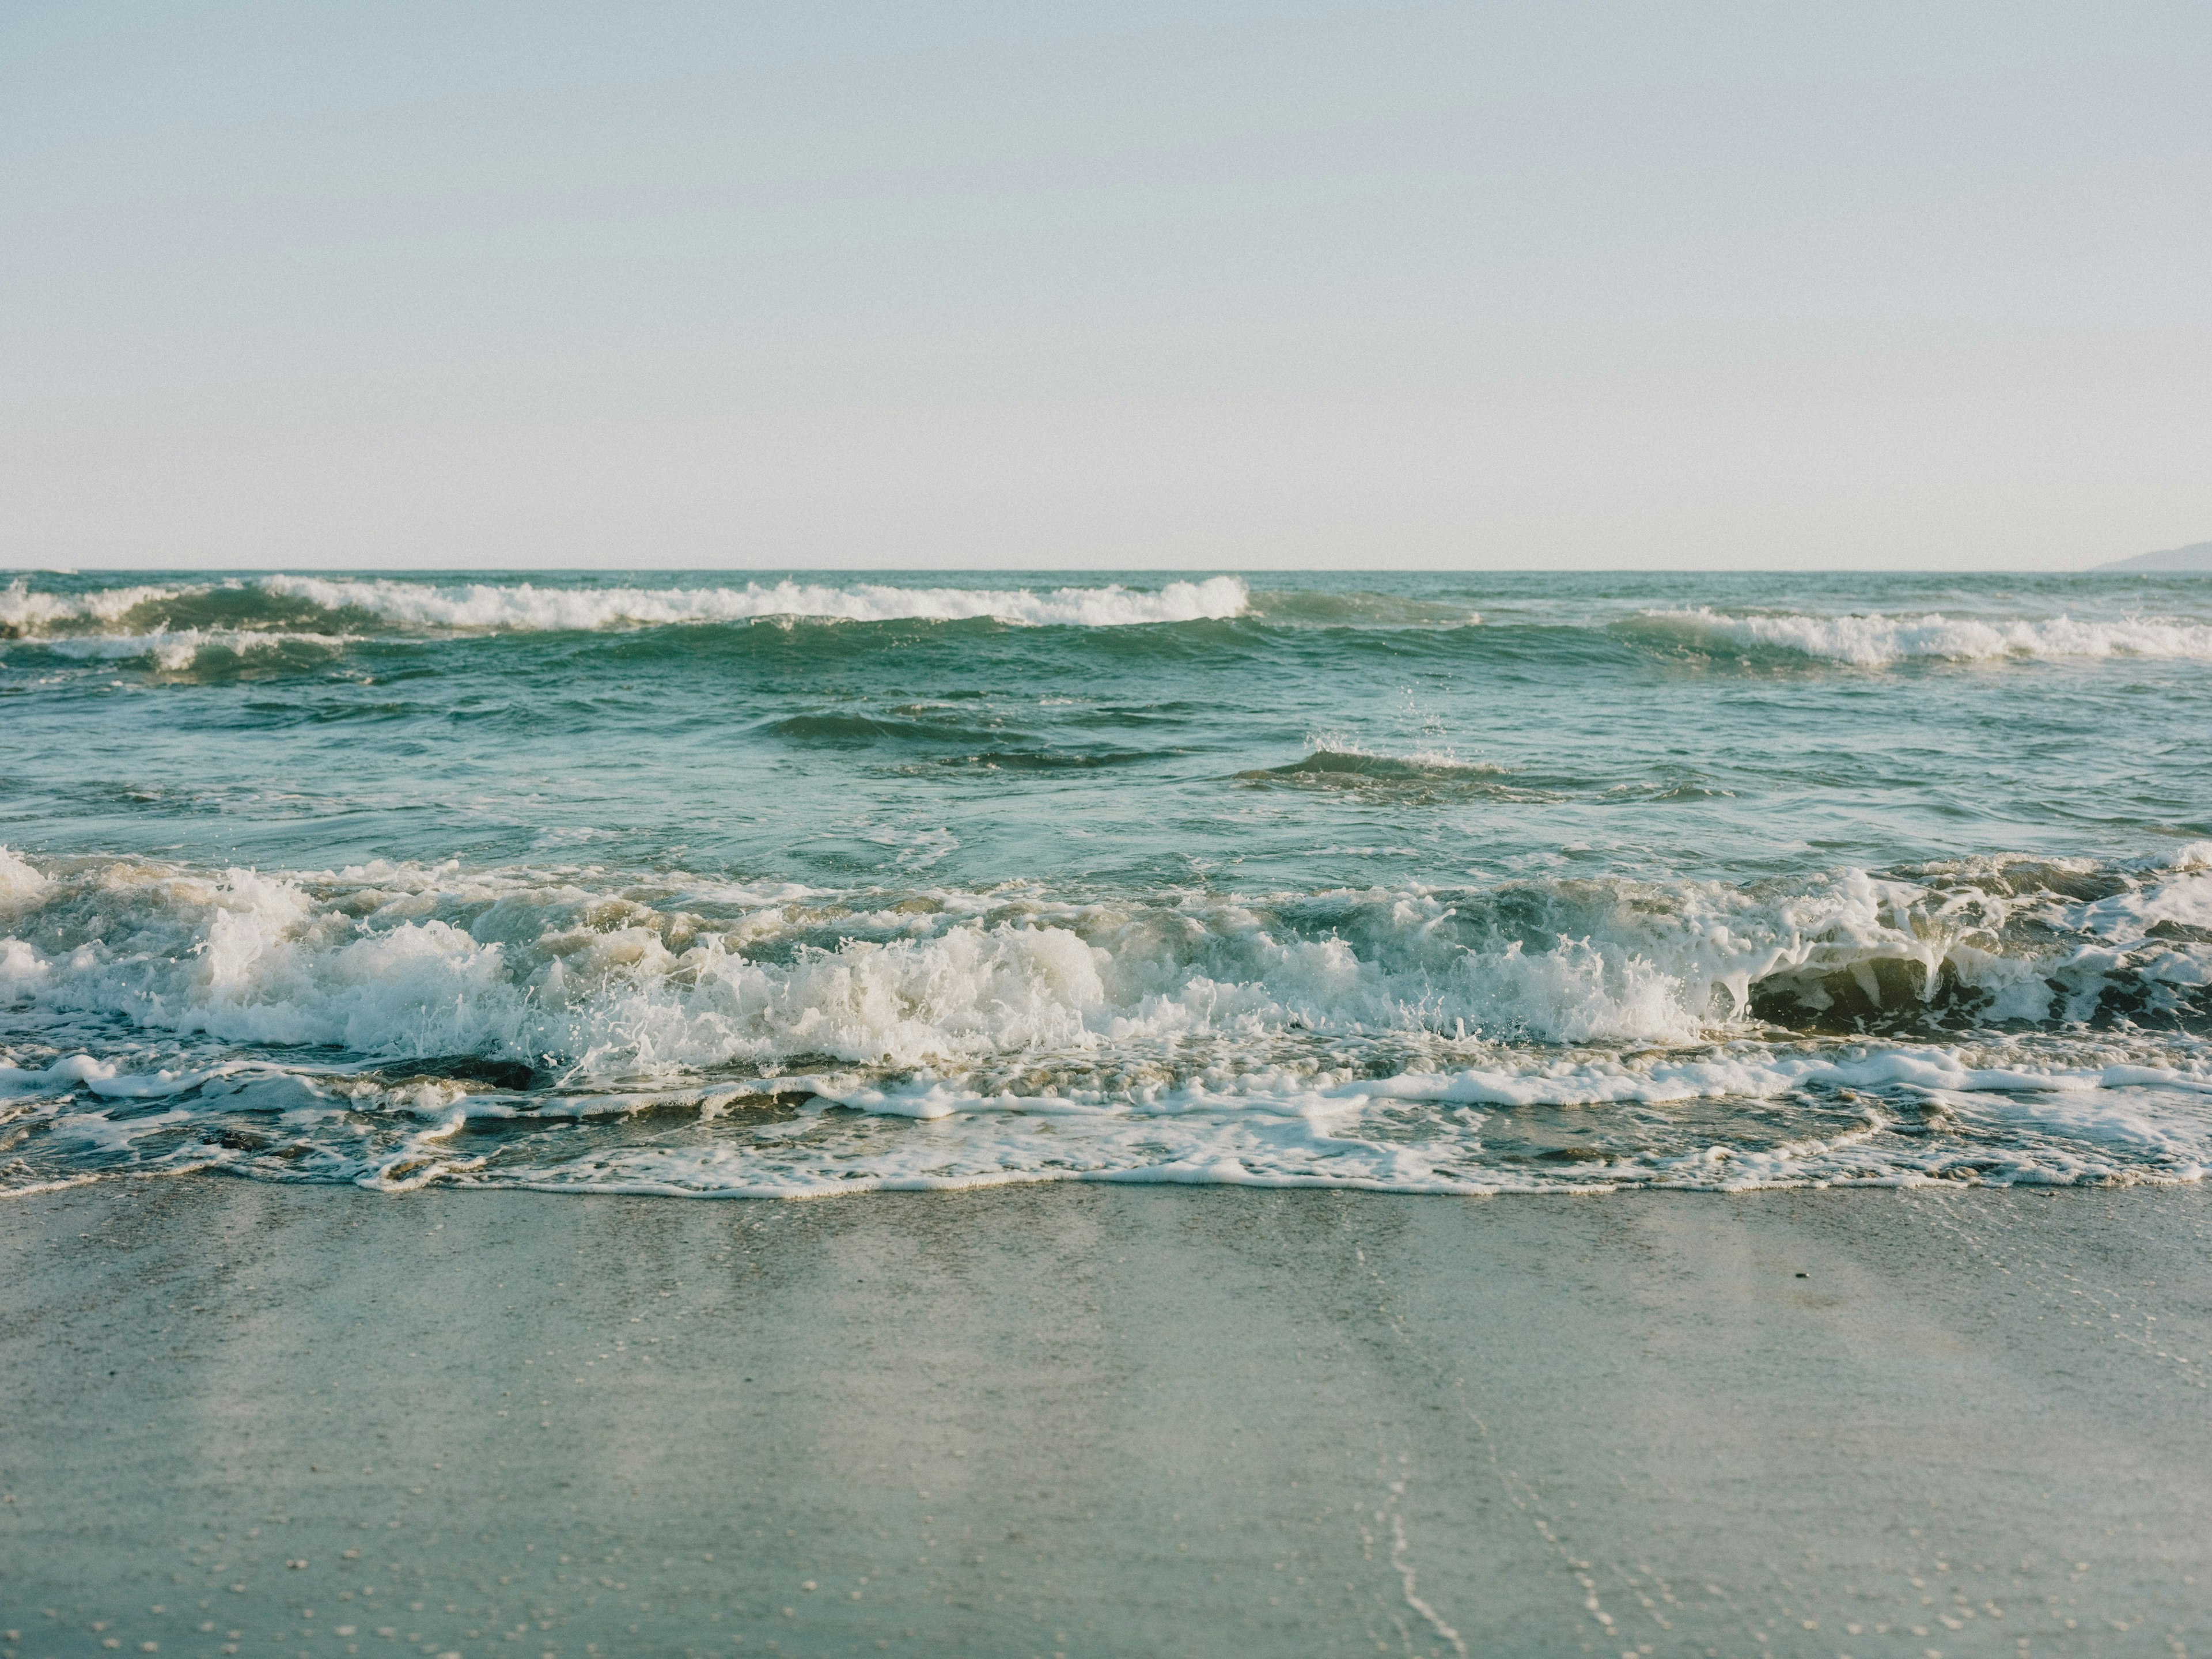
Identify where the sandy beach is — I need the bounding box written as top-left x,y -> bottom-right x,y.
3,1180 -> 2208,1658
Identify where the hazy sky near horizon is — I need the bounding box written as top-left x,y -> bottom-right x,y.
4,2 -> 2209,573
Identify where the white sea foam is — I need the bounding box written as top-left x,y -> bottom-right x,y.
1,576 -> 353,666
2073,849 -> 2212,942
0,579 -> 184,635
0,574 -> 1249,650
0,846 -> 48,908
533,1051 -> 2212,1196
37,629 -> 353,671
260,574 -> 1250,630
12,1035 -> 2207,1198
1628,608 -> 2212,665
4,851 -> 2209,1197
1,853 -> 2206,1073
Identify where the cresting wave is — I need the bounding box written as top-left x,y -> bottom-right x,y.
3,846 -> 2209,1198
264,574 -> 1256,628
0,573 -> 1250,639
1623,607 -> 2212,665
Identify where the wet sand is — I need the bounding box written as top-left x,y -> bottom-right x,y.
3,1179 -> 2209,1658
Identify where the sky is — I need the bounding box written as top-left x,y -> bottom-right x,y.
3,1 -> 2208,572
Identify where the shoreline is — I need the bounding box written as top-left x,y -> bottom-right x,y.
5,1179 -> 2209,1657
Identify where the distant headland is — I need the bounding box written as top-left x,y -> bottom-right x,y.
2098,540 -> 2212,572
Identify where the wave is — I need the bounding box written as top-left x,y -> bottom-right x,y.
1249,745 -> 1508,782
0,581 -> 188,637
263,574 -> 1251,630
5,846 -> 2209,1067
1237,744 -> 1730,804
1621,608 -> 2212,666
0,574 -> 1251,650
1237,745 -> 1540,801
3,846 -> 2210,1197
0,574 -> 1484,638
757,711 -> 1022,747
33,628 -> 355,673
758,713 -> 1161,770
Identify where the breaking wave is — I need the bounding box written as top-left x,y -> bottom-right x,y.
4,845 -> 2210,1198
262,574 -> 1253,629
1622,608 -> 2212,666
0,574 -> 1249,640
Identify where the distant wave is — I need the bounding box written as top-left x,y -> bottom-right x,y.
1236,745 -> 1731,804
261,574 -> 1251,630
0,581 -> 186,637
1238,745 -> 1531,799
1260,741 -> 1509,781
36,629 -> 354,672
12,575 -> 2212,674
0,574 -> 1249,640
1622,607 -> 2212,665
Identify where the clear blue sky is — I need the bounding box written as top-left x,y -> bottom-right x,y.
3,1 -> 2207,570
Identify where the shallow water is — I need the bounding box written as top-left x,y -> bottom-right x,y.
3,567 -> 2210,1196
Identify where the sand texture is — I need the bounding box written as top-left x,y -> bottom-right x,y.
4,1181 -> 2210,1657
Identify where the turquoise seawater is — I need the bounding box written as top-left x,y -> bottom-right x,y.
3,568 -> 2211,1196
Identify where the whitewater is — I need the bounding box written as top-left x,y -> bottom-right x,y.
3,567 -> 2210,1198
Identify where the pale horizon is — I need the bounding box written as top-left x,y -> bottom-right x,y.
6,2 -> 2209,573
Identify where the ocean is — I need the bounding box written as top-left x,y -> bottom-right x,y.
3,567 -> 2209,1200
